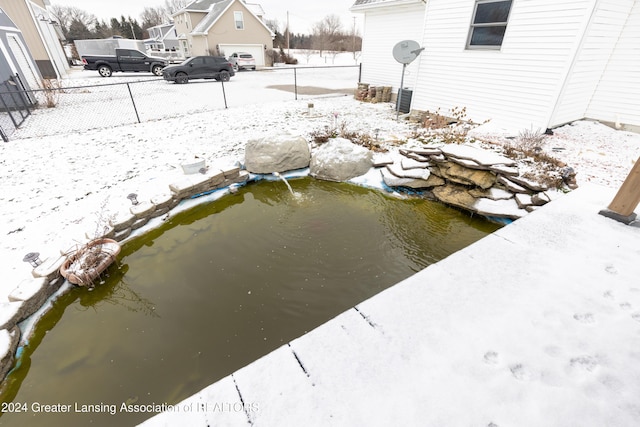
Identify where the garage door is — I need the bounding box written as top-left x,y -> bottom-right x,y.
7,34 -> 41,92
218,44 -> 265,67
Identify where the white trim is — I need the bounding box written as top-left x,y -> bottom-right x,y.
0,38 -> 18,75
0,26 -> 23,33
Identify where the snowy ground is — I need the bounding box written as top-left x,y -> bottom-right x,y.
1,51 -> 640,424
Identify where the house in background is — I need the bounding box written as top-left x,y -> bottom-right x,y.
145,23 -> 180,53
351,0 -> 640,133
0,0 -> 68,80
173,0 -> 274,67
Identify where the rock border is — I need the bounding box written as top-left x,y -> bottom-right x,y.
378,144 -> 561,220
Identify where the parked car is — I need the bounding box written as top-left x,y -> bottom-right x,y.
228,52 -> 256,71
82,49 -> 167,77
162,56 -> 235,84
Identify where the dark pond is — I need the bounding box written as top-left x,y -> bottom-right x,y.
0,178 -> 500,426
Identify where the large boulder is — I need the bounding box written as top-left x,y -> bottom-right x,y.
310,138 -> 373,182
244,134 -> 311,173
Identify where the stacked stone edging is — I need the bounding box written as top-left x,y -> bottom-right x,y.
0,164 -> 249,381
378,144 -> 556,220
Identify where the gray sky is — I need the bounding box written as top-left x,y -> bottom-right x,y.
51,0 -> 361,34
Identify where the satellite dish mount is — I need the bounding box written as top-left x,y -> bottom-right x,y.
392,40 -> 424,119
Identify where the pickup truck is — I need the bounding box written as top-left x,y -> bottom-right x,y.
82,49 -> 168,77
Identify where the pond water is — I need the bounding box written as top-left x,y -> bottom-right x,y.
0,178 -> 500,426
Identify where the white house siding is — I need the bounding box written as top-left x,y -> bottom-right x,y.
357,3 -> 426,94
550,0 -> 635,127
411,0 -> 595,132
585,0 -> 640,129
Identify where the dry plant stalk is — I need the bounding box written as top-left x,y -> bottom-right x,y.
41,79 -> 61,108
64,199 -> 117,287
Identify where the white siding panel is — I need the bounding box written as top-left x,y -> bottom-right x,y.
586,0 -> 640,128
551,0 -> 635,127
411,0 -> 593,131
358,4 -> 426,93
358,0 -> 638,131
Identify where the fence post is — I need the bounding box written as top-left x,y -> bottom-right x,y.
126,83 -> 141,124
294,67 -> 298,101
220,79 -> 228,109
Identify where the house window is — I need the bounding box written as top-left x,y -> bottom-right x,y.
467,0 -> 512,49
234,11 -> 244,30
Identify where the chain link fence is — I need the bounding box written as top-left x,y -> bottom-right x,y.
0,65 -> 361,141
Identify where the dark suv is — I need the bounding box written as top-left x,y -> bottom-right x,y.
162,56 -> 235,84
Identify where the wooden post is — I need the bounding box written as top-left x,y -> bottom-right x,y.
599,157 -> 640,224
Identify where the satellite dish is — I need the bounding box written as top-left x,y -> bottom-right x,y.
392,40 -> 424,65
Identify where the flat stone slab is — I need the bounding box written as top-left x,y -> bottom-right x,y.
469,187 -> 514,201
400,147 -> 443,156
130,201 -> 156,218
0,301 -> 24,330
498,176 -> 530,193
31,255 -> 66,281
438,162 -> 496,189
440,144 -> 516,167
474,197 -> 527,219
8,277 -> 48,303
381,168 -> 442,189
504,174 -> 549,192
151,193 -> 175,210
490,164 -> 520,176
387,163 -> 431,180
401,157 -> 430,170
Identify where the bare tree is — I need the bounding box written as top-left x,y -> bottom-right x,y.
141,6 -> 168,29
50,5 -> 72,32
50,5 -> 97,36
163,0 -> 190,14
311,14 -> 343,57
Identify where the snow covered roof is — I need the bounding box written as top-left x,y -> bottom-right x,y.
191,0 -> 233,34
183,0 -> 229,12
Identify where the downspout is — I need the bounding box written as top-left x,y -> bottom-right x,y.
545,0 -> 599,130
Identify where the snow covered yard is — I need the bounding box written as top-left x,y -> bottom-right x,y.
1,49 -> 640,425
1,57 -> 639,319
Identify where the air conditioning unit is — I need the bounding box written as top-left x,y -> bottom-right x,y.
396,88 -> 412,114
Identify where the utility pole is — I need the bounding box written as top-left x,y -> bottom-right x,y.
286,11 -> 290,56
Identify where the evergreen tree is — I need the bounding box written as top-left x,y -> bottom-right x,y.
110,18 -> 123,37
67,18 -> 92,41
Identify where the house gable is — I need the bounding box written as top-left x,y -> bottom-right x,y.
175,0 -> 273,60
